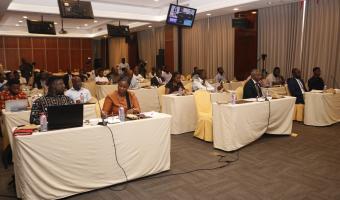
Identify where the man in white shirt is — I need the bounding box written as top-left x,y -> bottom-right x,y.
161,66 -> 172,84
118,58 -> 130,75
65,76 -> 92,103
266,67 -> 285,87
127,68 -> 140,90
192,69 -> 215,92
215,67 -> 227,83
95,69 -> 109,85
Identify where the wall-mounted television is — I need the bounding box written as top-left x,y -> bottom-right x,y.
58,0 -> 94,19
27,20 -> 56,35
166,4 -> 197,28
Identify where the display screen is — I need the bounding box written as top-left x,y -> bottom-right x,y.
166,4 -> 197,28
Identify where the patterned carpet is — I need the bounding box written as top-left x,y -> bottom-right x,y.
1,122 -> 340,200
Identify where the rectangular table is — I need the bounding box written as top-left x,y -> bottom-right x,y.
13,112 -> 171,200
213,97 -> 296,151
304,91 -> 340,126
1,104 -> 97,149
130,88 -> 161,112
162,92 -> 231,135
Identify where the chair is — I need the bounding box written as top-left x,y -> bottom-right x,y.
193,90 -> 213,142
83,81 -> 97,99
293,104 -> 304,122
157,85 -> 166,109
184,81 -> 193,93
95,98 -> 106,117
186,74 -> 192,81
235,86 -> 244,100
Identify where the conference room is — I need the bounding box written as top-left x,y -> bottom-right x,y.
0,0 -> 340,199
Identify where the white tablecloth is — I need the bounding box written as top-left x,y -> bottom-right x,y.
213,97 -> 296,151
96,85 -> 118,100
14,112 -> 171,200
130,88 -> 160,112
161,92 -> 230,134
2,104 -> 97,148
304,92 -> 340,126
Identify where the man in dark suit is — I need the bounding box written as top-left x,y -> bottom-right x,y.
287,68 -> 307,104
243,69 -> 263,99
308,67 -> 325,91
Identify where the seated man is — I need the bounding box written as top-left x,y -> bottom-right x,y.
215,67 -> 227,83
126,68 -> 140,90
107,65 -> 120,84
165,72 -> 186,94
30,76 -> 74,124
102,77 -> 141,116
0,79 -> 27,109
266,67 -> 285,87
161,66 -> 172,84
65,76 -> 92,103
308,67 -> 324,90
287,68 -> 307,104
151,68 -> 164,87
95,68 -> 109,85
243,69 -> 263,99
192,69 -> 215,92
133,65 -> 145,82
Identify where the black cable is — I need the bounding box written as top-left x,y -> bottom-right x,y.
103,125 -> 129,191
135,151 -> 239,181
267,99 -> 271,130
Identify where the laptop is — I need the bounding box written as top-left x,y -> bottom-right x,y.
47,104 -> 84,130
5,99 -> 28,112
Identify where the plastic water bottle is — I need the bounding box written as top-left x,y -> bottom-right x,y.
40,113 -> 48,132
118,106 -> 125,122
231,92 -> 236,105
324,85 -> 327,90
79,93 -> 84,103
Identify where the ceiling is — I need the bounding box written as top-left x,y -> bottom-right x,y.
0,0 -> 301,38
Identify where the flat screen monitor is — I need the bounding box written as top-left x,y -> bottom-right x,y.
58,0 -> 94,19
27,20 -> 56,35
166,4 -> 197,28
107,24 -> 130,37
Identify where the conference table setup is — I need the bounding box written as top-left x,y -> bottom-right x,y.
161,92 -> 231,135
304,89 -> 340,126
12,112 -> 172,200
213,96 -> 296,151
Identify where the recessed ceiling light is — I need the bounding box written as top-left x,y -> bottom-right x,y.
206,13 -> 211,16
54,22 -> 58,25
94,20 -> 98,23
76,26 -> 80,29
233,8 -> 239,11
154,0 -> 159,2
18,20 -> 23,23
23,16 -> 28,19
267,2 -> 272,4
148,25 -> 152,28
15,24 -> 20,26
84,24 -> 88,26
252,11 -> 257,14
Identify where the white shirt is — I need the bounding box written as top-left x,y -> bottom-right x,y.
162,71 -> 172,84
193,77 -> 215,92
65,87 -> 92,103
118,62 -> 130,74
215,73 -> 226,83
129,74 -> 140,89
135,74 -> 145,82
95,76 -> 109,83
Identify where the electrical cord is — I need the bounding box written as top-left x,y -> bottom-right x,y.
102,125 -> 129,191
267,99 -> 271,130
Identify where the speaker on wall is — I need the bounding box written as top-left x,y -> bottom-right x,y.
158,49 -> 165,55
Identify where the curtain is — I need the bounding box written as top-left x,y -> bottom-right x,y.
137,27 -> 165,71
301,0 -> 340,87
108,38 -> 129,68
258,2 -> 304,79
182,14 -> 234,80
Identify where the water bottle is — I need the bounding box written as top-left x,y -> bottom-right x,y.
40,113 -> 48,132
231,92 -> 236,105
118,106 -> 125,122
79,93 -> 84,103
324,85 -> 327,90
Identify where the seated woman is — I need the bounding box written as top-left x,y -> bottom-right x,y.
102,77 -> 141,116
165,72 -> 186,95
